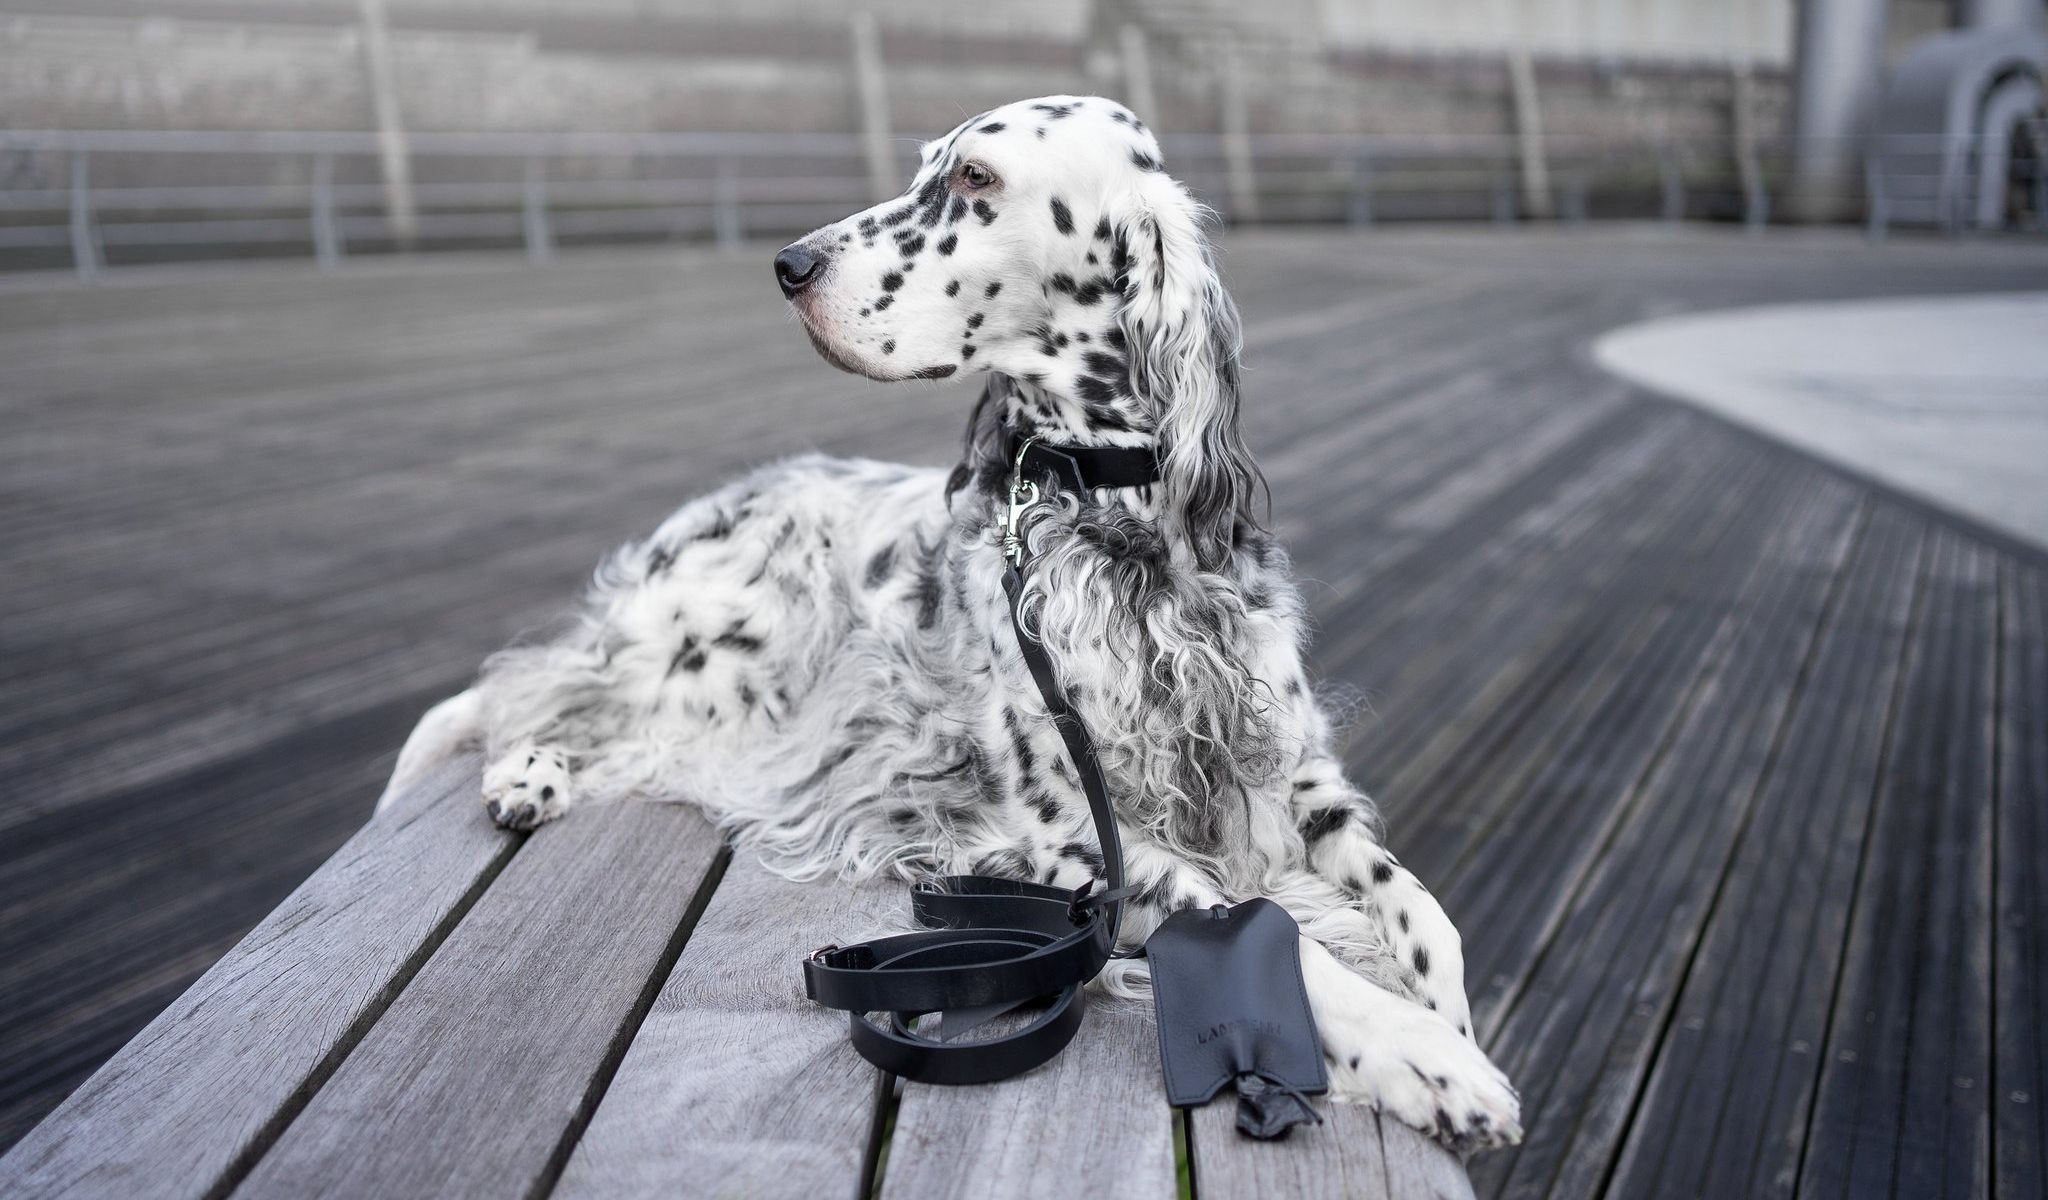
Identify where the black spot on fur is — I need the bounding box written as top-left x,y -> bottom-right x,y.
881,272 -> 904,292
973,199 -> 997,225
947,196 -> 968,223
880,340 -> 895,355
978,121 -> 1006,133
1082,350 -> 1125,382
1060,841 -> 1106,873
1398,910 -> 1410,933
1093,216 -> 1112,241
1130,149 -> 1161,172
1414,947 -> 1430,976
715,625 -> 763,653
945,280 -> 961,297
911,538 -> 945,629
936,232 -> 958,255
912,364 -> 958,379
1372,861 -> 1395,884
864,543 -> 896,588
874,295 -> 894,311
667,637 -> 706,676
972,849 -> 1036,880
1004,708 -> 1036,774
1049,196 -> 1075,235
1299,804 -> 1349,846
961,344 -> 976,359
966,312 -> 984,330
984,280 -> 1002,299
1074,375 -> 1118,406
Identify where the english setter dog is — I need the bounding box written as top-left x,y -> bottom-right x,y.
379,95 -> 1520,1151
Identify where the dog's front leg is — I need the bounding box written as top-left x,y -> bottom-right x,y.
1293,762 -> 1475,1040
1299,935 -> 1522,1152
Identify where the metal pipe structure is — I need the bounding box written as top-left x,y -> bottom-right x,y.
1788,0 -> 1889,223
1961,0 -> 2046,29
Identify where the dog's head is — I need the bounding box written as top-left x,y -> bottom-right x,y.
776,95 -> 1256,569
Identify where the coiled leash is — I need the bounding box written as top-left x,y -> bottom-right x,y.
802,434 -> 1327,1136
802,436 -> 1155,1084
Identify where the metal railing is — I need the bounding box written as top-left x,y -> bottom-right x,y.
2,126 -> 2039,278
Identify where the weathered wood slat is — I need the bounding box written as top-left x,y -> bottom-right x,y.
1603,502 -> 1927,1199
235,798 -> 725,1199
1191,1096 -> 1474,1200
880,998 -> 1175,1199
10,231 -> 2048,1184
1799,528 -> 1998,1200
1428,449 -> 1800,1036
1995,562 -> 2047,1199
0,754 -> 509,1199
1466,475 -> 1863,1200
555,855 -> 896,1199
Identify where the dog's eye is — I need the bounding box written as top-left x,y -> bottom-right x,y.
958,162 -> 997,190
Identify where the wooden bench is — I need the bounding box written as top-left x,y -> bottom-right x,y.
0,754 -> 1474,1199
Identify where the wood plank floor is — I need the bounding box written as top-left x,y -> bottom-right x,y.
2,228 -> 2045,1197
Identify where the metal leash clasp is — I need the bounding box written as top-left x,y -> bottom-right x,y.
1002,437 -> 1040,566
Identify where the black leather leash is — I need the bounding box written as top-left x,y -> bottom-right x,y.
802,433 -> 1160,1085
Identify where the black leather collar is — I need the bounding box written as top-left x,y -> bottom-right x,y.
1006,433 -> 1161,493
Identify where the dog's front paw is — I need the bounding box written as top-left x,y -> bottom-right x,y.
1324,998 -> 1521,1153
482,744 -> 574,831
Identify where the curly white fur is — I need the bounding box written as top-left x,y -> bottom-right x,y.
377,95 -> 1519,1153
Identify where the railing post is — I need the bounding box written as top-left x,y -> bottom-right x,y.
849,13 -> 896,204
1508,45 -> 1553,219
357,0 -> 419,245
311,153 -> 344,269
69,150 -> 102,280
522,154 -> 553,262
1218,33 -> 1259,224
1119,24 -> 1160,130
1731,64 -> 1767,234
1347,151 -> 1375,227
713,157 -> 742,250
1660,146 -> 1684,224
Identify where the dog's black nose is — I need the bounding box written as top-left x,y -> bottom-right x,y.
774,244 -> 825,298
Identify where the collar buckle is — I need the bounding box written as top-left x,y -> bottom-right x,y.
1002,436 -> 1041,566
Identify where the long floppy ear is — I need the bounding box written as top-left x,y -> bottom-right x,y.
1112,173 -> 1262,572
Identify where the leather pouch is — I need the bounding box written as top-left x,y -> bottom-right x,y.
1147,898 -> 1326,1138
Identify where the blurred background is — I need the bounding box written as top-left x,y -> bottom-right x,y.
0,0 -> 2042,269
3,0 -> 2047,1188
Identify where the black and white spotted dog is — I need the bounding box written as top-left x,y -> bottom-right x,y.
379,95 -> 1520,1150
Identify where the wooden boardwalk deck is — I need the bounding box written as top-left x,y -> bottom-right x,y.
2,228 -> 2045,1197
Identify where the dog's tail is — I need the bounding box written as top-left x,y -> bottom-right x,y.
375,688 -> 483,816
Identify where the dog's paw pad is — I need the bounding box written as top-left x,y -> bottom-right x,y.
482,746 -> 573,831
